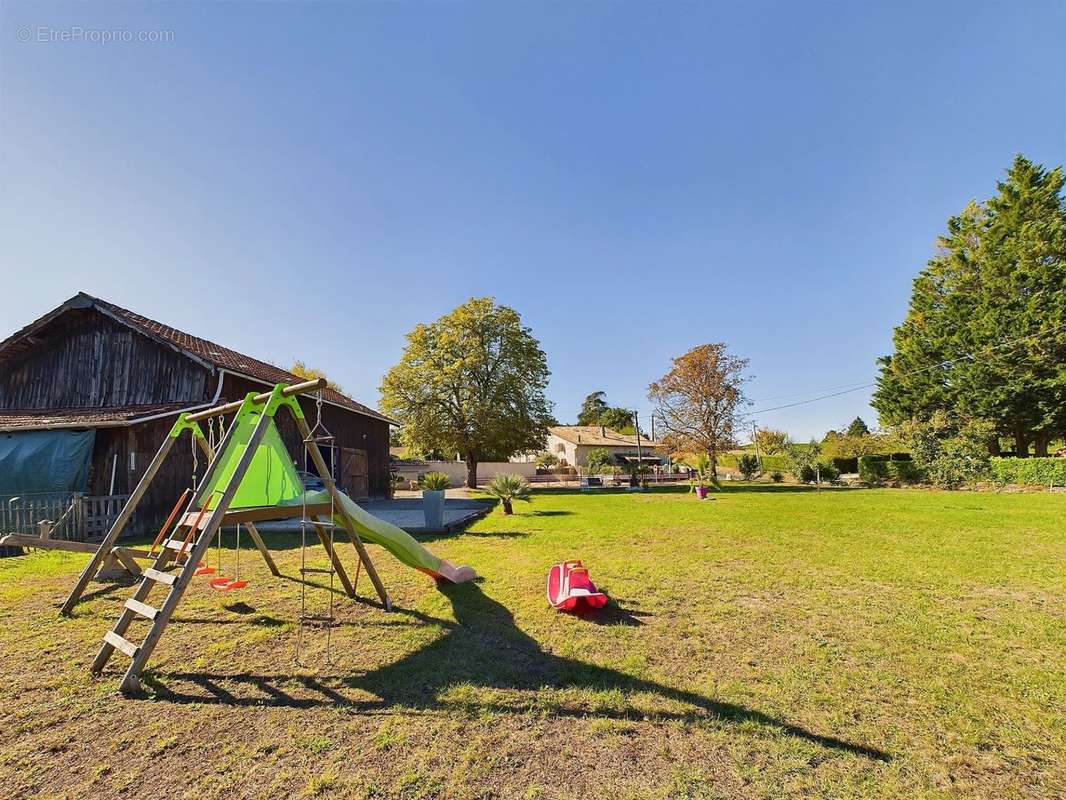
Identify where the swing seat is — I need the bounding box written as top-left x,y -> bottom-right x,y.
208,575 -> 232,589
194,561 -> 215,576
210,578 -> 248,592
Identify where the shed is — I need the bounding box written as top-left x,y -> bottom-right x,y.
0,293 -> 395,539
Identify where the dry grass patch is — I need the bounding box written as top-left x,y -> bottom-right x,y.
0,486 -> 1063,798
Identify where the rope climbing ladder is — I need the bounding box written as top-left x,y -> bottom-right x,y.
59,378 -> 394,694
296,392 -> 340,665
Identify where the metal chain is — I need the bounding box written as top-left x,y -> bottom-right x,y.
191,429 -> 198,491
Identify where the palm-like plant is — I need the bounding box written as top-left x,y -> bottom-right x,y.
484,473 -> 532,515
420,471 -> 452,491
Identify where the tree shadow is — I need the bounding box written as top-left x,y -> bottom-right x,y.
140,583 -> 889,762
716,484 -> 856,494
72,578 -> 136,605
419,529 -> 528,542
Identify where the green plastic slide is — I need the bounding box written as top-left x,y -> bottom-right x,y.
195,406 -> 473,583
301,490 -> 475,583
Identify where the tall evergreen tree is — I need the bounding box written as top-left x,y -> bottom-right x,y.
577,391 -> 609,425
874,156 -> 1066,455
846,417 -> 870,437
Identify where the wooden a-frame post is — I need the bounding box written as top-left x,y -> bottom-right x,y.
82,379 -> 393,693
103,390 -> 278,693
59,415 -> 205,615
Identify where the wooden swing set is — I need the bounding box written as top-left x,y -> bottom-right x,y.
60,378 -> 391,695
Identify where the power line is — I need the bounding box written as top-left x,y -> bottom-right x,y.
742,320 -> 1066,417
552,318 -> 1066,424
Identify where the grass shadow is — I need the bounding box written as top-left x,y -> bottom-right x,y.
570,599 -> 649,627
140,583 -> 890,762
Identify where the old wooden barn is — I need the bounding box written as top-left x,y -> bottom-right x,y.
0,292 -> 395,539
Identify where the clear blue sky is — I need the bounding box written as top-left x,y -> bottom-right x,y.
2,2 -> 1064,440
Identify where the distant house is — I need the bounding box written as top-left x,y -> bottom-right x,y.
543,426 -> 666,468
0,293 -> 396,535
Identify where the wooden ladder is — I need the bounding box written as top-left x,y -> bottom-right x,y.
91,517 -> 217,695
92,394 -> 278,694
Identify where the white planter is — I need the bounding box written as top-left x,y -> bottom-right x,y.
422,490 -> 445,529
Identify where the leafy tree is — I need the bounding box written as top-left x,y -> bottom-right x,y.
290,360 -> 343,392
577,391 -> 609,425
737,453 -> 760,480
534,451 -> 559,468
784,440 -> 821,481
380,298 -> 553,487
648,343 -> 749,480
577,392 -> 635,433
585,448 -> 613,475
821,430 -> 899,460
900,411 -> 994,488
599,406 -> 635,434
754,427 -> 790,455
846,417 -> 870,437
874,155 -> 1066,455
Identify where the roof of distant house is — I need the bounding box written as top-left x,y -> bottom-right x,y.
548,425 -> 663,448
0,292 -> 395,424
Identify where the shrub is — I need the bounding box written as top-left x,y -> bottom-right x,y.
902,413 -> 993,488
585,448 -> 613,475
817,461 -> 839,482
990,457 -> 1066,486
830,457 -> 858,474
858,457 -> 889,484
737,454 -> 760,480
888,460 -> 922,483
420,471 -> 451,491
785,440 -> 822,481
770,471 -> 784,483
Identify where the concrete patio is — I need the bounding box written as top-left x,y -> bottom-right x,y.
255,496 -> 495,537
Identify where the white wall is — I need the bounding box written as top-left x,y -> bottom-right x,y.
394,460 -> 537,486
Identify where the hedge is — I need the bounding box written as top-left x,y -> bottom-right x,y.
858,456 -> 923,484
718,453 -> 789,473
990,457 -> 1066,486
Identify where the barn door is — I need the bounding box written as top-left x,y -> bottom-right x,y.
339,447 -> 369,499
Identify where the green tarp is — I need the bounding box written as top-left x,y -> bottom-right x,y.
0,429 -> 95,495
198,411 -> 305,509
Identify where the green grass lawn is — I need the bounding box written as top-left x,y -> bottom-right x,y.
0,486 -> 1063,799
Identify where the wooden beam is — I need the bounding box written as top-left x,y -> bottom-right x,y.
311,520 -> 356,597
179,503 -> 334,527
243,522 -> 279,576
60,432 -> 178,615
116,402 -> 277,694
112,549 -> 142,577
0,534 -> 149,558
184,378 -> 326,423
293,413 -> 391,610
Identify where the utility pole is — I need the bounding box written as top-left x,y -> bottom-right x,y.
633,410 -> 644,489
751,421 -> 762,470
650,412 -> 656,442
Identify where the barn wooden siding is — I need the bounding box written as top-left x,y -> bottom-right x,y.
95,378 -> 391,531
224,375 -> 391,500
0,308 -> 392,533
0,309 -> 208,410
